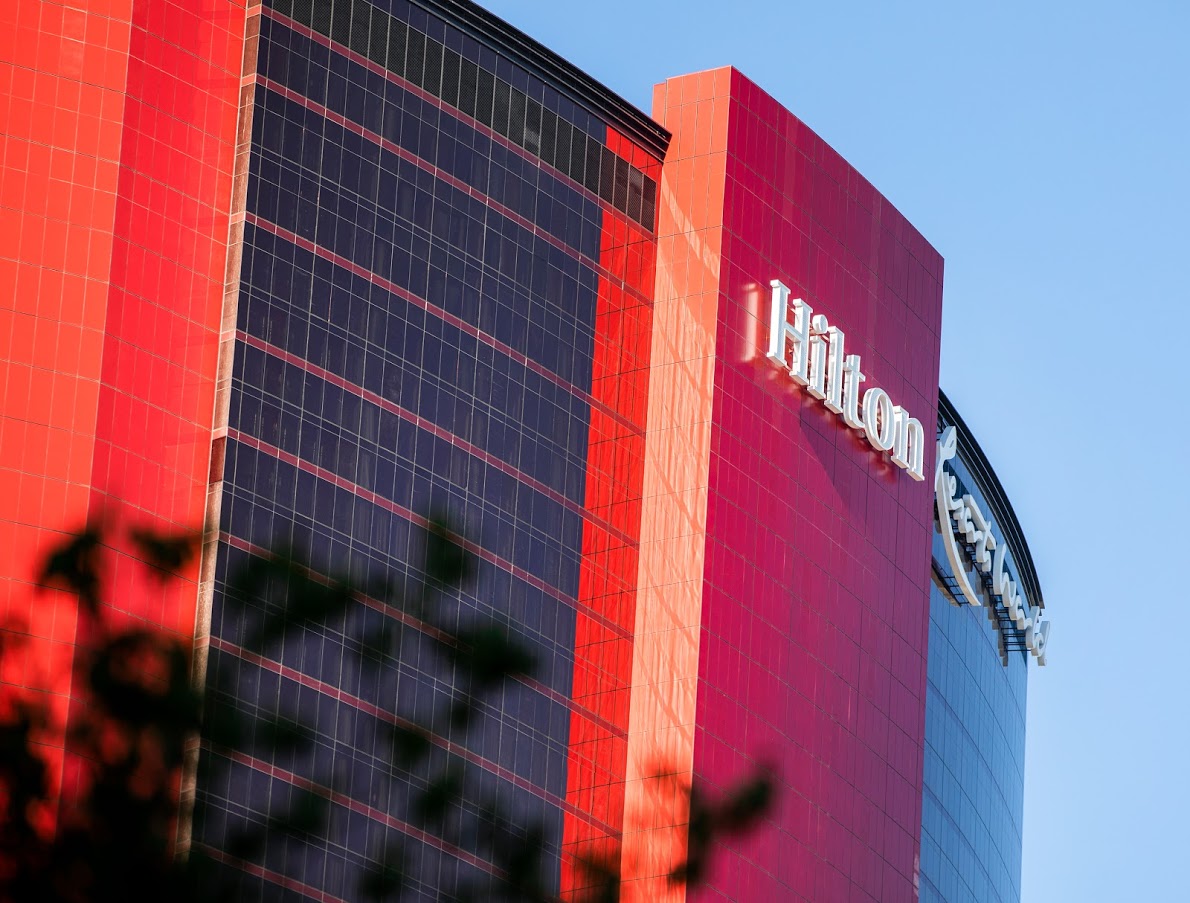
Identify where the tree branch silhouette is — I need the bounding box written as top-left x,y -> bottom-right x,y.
0,519 -> 774,901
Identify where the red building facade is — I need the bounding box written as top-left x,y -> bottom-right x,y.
0,0 -> 255,812
622,69 -> 943,902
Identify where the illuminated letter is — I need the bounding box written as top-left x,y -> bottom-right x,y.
971,509 -> 996,572
1028,614 -> 1050,666
993,546 -> 1028,628
936,425 -> 1053,665
842,355 -> 865,430
862,387 -> 895,452
807,314 -> 829,400
766,280 -> 811,386
992,544 -> 1012,599
825,327 -> 845,413
1009,585 -> 1027,630
891,407 -> 926,481
935,428 -> 981,607
959,496 -> 995,569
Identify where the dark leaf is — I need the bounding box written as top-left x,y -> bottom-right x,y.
360,619 -> 398,663
360,852 -> 405,901
574,849 -> 621,903
128,527 -> 198,579
425,519 -> 468,585
272,789 -> 328,837
414,763 -> 464,825
202,699 -> 245,749
256,715 -> 311,754
499,823 -> 548,901
453,626 -> 536,689
447,697 -> 476,731
717,768 -> 775,832
234,553 -> 356,651
227,827 -> 266,861
390,724 -> 432,767
37,529 -> 102,613
87,631 -> 201,737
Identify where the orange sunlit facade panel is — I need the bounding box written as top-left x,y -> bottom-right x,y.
0,0 -> 252,817
617,67 -> 732,903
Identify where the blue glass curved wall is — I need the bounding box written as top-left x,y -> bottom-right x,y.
920,446 -> 1029,903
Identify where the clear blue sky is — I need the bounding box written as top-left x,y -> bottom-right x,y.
481,1 -> 1189,899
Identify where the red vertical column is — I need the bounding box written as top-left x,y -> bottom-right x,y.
619,69 -> 732,903
562,133 -> 660,898
89,0 -> 253,631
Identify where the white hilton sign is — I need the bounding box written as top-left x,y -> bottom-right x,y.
765,280 -> 926,481
935,426 -> 1050,665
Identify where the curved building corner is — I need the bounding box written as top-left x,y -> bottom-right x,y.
920,390 -> 1048,903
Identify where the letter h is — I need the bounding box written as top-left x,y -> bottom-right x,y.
767,280 -> 812,386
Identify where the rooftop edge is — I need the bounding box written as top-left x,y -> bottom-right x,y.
938,389 -> 1045,610
416,0 -> 671,161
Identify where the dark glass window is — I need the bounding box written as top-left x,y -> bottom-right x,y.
268,0 -> 657,229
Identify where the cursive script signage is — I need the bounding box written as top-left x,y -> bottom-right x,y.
766,280 -> 926,481
935,426 -> 1049,665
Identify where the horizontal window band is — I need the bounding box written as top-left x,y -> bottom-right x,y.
262,3 -> 658,230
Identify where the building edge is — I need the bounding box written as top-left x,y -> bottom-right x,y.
938,389 -> 1044,610
410,0 -> 671,160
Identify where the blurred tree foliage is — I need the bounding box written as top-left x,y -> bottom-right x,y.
0,519 -> 773,901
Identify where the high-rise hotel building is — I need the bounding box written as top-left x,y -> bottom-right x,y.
0,0 -> 1048,900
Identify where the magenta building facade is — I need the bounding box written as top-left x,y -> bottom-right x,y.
623,68 -> 942,902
